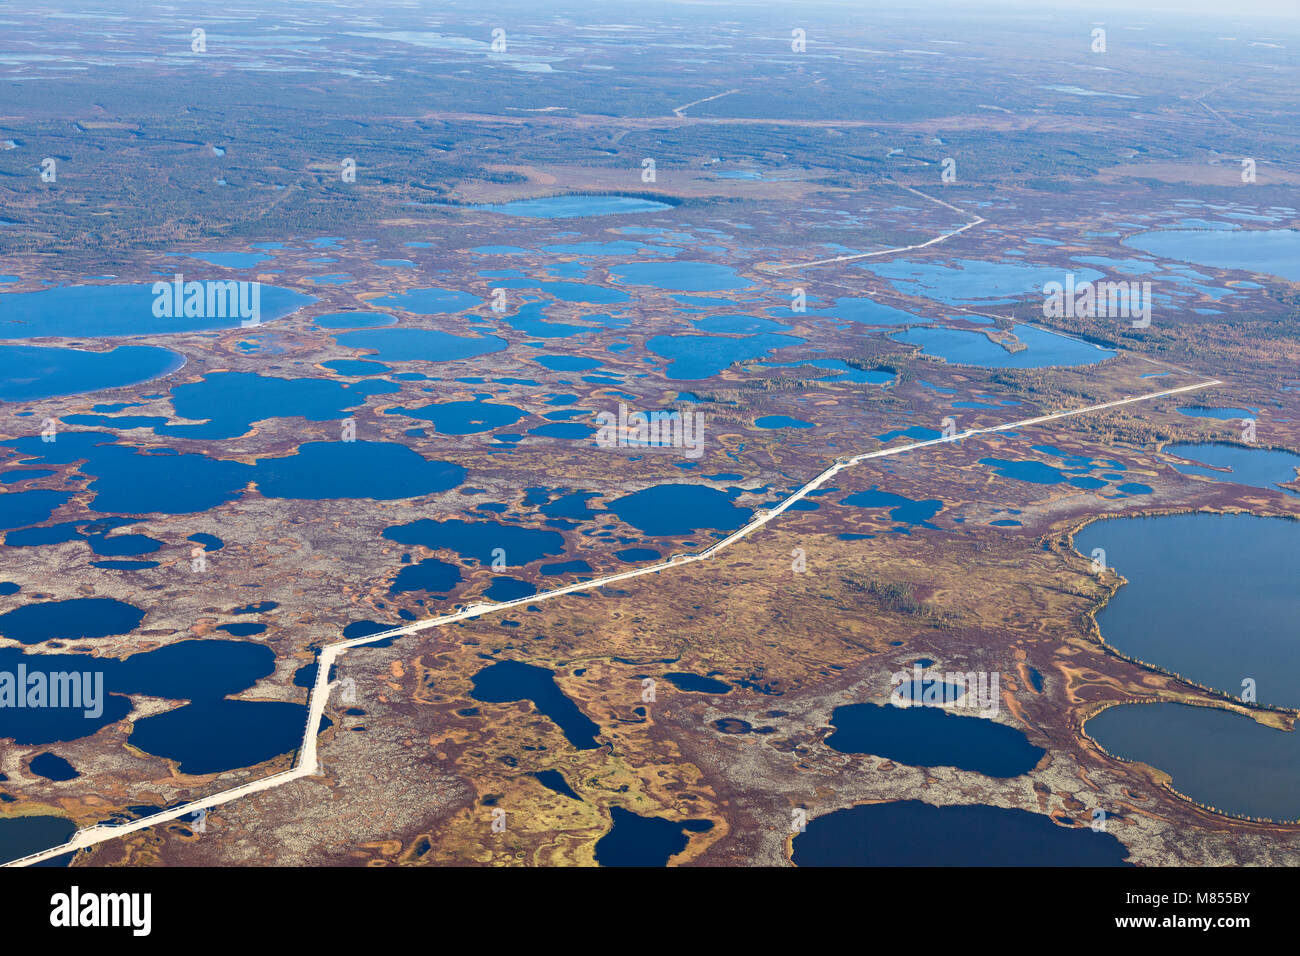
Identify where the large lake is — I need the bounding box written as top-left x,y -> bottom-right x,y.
793,800 -> 1130,866
892,324 -> 1116,368
1076,513 -> 1300,707
0,283 -> 315,337
1122,228 -> 1300,282
1087,703 -> 1300,821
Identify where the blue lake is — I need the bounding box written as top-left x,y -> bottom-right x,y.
1122,229 -> 1300,282
663,672 -> 731,693
1164,442 -> 1299,497
387,400 -> 526,435
609,261 -> 752,291
0,598 -> 144,645
389,558 -> 462,594
129,698 -> 318,775
792,800 -> 1129,866
1087,702 -> 1300,821
841,487 -> 943,528
893,324 -> 1116,368
825,702 -> 1044,777
29,753 -> 79,781
484,577 -> 538,601
1075,513 -> 1300,707
865,259 -> 1105,305
0,639 -> 318,777
0,344 -> 184,401
798,296 -> 924,326
0,283 -> 315,338
1092,702 -> 1300,822
477,195 -> 673,218
647,332 -> 804,379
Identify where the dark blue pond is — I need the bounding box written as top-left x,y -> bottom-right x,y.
29,753 -> 79,781
616,548 -> 660,562
607,484 -> 752,536
0,344 -> 184,401
389,558 -> 462,594
647,332 -> 805,380
0,283 -> 315,337
3,431 -> 254,514
0,816 -> 77,866
1086,702 -> 1300,821
0,639 -> 316,779
1074,513 -> 1300,707
0,489 -> 73,530
792,800 -> 1129,866
532,769 -> 582,801
825,702 -> 1044,777
469,660 -> 600,749
484,577 -> 538,601
594,805 -> 713,866
0,598 -> 144,645
866,259 -> 1105,306
840,487 -> 943,528
663,672 -> 731,693
129,698 -> 319,776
